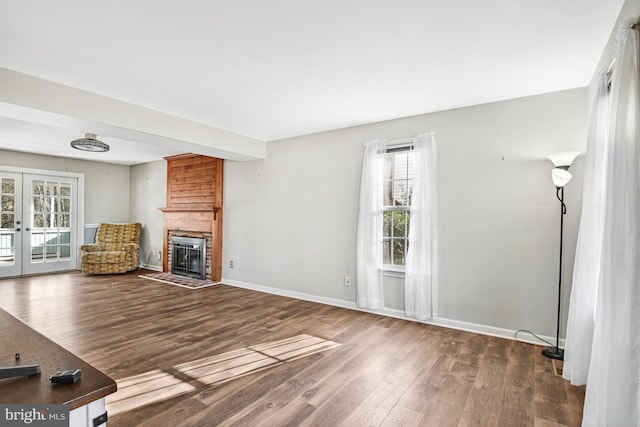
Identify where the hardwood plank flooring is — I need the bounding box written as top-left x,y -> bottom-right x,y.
0,270 -> 584,426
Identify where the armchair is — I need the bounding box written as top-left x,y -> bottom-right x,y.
81,223 -> 142,274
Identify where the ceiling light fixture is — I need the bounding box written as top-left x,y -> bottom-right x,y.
70,133 -> 109,152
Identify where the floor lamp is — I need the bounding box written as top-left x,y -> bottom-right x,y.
543,151 -> 579,361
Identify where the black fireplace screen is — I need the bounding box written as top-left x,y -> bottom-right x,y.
171,236 -> 206,280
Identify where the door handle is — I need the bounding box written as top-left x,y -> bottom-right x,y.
15,228 -> 20,232
25,227 -> 30,231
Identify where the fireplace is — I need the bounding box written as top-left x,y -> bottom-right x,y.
171,236 -> 206,280
160,154 -> 224,282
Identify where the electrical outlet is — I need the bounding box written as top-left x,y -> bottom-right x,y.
230,260 -> 234,269
157,251 -> 161,260
344,275 -> 351,287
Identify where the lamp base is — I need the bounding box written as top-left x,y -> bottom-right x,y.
542,346 -> 564,361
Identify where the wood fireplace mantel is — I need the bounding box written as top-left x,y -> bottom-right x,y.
160,207 -> 219,212
160,154 -> 223,281
160,206 -> 220,220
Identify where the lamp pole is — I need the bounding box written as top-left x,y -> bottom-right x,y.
542,185 -> 566,360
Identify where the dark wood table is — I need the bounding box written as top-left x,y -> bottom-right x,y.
0,307 -> 116,409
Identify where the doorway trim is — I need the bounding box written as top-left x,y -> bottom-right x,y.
0,165 -> 85,271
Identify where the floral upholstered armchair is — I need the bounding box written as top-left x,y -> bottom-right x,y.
81,223 -> 142,274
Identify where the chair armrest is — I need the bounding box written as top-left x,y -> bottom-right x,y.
81,244 -> 103,252
122,243 -> 140,253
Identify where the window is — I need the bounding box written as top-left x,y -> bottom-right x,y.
357,133 -> 437,316
382,146 -> 414,270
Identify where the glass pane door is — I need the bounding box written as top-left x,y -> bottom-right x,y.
23,175 -> 77,275
0,172 -> 22,278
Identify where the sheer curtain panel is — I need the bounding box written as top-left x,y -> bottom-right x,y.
562,77 -> 609,385
563,25 -> 640,426
404,133 -> 438,320
582,26 -> 640,427
356,139 -> 385,309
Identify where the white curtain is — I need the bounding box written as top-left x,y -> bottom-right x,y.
404,132 -> 438,320
563,26 -> 640,426
583,26 -> 640,427
562,76 -> 610,384
356,139 -> 385,309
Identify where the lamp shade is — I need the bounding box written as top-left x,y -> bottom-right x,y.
552,168 -> 572,187
547,151 -> 580,168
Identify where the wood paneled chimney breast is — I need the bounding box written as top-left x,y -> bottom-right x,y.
160,154 -> 223,281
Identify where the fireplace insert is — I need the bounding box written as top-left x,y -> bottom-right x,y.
171,236 -> 206,280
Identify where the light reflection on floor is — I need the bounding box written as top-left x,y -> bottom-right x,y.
108,334 -> 340,415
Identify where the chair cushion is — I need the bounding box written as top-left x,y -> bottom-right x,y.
96,223 -> 141,246
82,251 -> 127,264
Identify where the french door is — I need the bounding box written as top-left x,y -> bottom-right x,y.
0,171 -> 78,278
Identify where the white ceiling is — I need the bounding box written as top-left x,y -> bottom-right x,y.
0,0 -> 626,165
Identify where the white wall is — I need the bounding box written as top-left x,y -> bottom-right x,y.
130,160 -> 166,269
0,149 -> 130,223
223,87 -> 588,338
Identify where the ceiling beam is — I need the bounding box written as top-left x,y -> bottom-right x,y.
0,68 -> 266,161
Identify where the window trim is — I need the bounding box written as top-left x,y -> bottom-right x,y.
383,266 -> 406,277
381,144 -> 414,274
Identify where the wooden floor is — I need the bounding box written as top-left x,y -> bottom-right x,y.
0,270 -> 584,426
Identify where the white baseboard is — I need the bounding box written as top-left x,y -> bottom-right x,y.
220,278 -> 563,348
434,317 -> 565,348
140,264 -> 162,272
